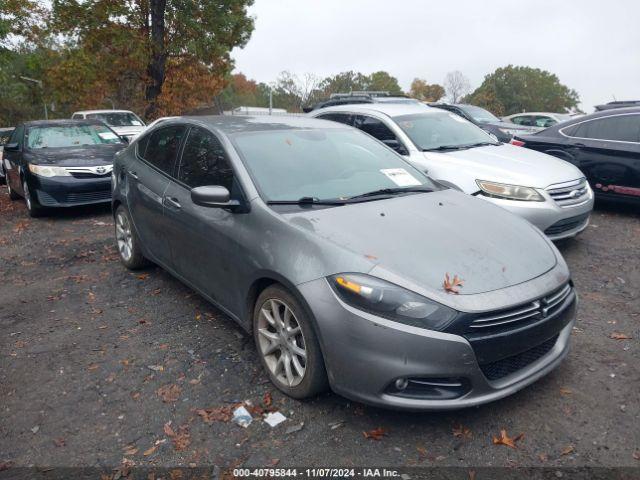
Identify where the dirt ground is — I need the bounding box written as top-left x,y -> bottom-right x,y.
0,183 -> 638,474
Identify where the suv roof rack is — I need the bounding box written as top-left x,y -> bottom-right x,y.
595,100 -> 640,111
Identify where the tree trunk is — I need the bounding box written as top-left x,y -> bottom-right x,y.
144,0 -> 167,119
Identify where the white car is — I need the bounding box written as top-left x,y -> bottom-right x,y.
502,112 -> 577,131
71,110 -> 145,141
310,103 -> 594,240
131,116 -> 179,139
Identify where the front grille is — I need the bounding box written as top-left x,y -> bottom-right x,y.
480,335 -> 558,381
468,283 -> 572,332
544,213 -> 590,236
69,172 -> 111,179
64,165 -> 113,178
546,178 -> 589,207
66,190 -> 111,203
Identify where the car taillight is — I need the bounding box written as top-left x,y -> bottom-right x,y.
510,139 -> 525,147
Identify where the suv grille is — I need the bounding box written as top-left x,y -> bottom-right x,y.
468,283 -> 572,332
480,335 -> 558,381
546,178 -> 589,207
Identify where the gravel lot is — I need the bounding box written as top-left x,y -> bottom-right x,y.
0,183 -> 638,473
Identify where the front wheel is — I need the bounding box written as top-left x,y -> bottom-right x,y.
114,205 -> 149,270
7,176 -> 19,200
23,179 -> 45,217
253,285 -> 328,399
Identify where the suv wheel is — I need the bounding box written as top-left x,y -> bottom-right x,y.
114,205 -> 149,269
253,285 -> 328,399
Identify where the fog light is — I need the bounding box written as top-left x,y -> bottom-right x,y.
394,378 -> 409,390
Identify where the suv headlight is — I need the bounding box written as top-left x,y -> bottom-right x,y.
329,273 -> 457,330
476,180 -> 544,202
29,164 -> 71,177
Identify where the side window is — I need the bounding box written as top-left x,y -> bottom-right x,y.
9,125 -> 24,146
316,113 -> 353,126
535,116 -> 556,128
142,125 -> 186,175
511,116 -> 529,126
564,115 -> 640,142
71,114 -> 82,120
177,127 -> 234,190
352,115 -> 408,155
136,134 -> 151,159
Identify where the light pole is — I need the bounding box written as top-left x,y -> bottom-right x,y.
19,76 -> 48,120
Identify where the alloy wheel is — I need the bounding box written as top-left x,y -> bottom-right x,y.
115,211 -> 133,261
23,180 -> 31,210
257,298 -> 307,387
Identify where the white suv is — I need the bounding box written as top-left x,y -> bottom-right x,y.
71,110 -> 145,141
310,103 -> 594,240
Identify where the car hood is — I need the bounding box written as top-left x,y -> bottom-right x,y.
26,144 -> 124,166
283,189 -> 557,298
109,126 -> 145,136
422,143 -> 584,192
484,120 -> 532,130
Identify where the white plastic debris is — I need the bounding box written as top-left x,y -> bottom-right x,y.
264,411 -> 287,427
232,406 -> 253,428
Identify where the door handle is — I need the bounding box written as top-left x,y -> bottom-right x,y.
163,196 -> 181,209
127,170 -> 138,179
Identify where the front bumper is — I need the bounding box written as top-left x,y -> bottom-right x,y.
29,175 -> 112,207
477,187 -> 594,241
299,278 -> 576,411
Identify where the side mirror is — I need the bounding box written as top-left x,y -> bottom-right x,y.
191,185 -> 241,209
4,143 -> 19,151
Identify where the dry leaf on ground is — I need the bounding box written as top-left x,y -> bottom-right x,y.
452,424 -> 472,439
143,445 -> 157,456
610,332 -> 632,340
561,445 -> 575,456
157,384 -> 182,403
492,429 -> 524,449
363,427 -> 387,440
443,273 -> 464,294
195,406 -> 234,424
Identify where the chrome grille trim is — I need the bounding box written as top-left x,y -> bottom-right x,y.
470,283 -> 572,330
546,178 -> 589,207
64,165 -> 113,176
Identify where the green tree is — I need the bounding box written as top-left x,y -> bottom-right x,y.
466,65 -> 579,115
50,0 -> 255,118
409,78 -> 445,102
366,71 -> 403,95
318,71 -> 369,95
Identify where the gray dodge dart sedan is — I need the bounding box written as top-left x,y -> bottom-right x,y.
111,115 -> 577,410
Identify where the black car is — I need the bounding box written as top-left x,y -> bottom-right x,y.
594,100 -> 640,111
428,103 -> 532,142
3,119 -> 127,216
303,91 -> 421,112
516,107 -> 640,205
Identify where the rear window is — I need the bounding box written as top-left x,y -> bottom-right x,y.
86,112 -> 144,127
25,124 -> 123,149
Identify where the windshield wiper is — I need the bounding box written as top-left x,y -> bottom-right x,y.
423,141 -> 498,152
266,196 -> 347,206
347,186 -> 433,201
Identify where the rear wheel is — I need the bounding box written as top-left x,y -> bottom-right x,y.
253,285 -> 328,399
23,178 -> 45,217
115,205 -> 149,269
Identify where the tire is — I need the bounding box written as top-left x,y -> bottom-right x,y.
114,205 -> 149,270
7,176 -> 19,200
23,178 -> 45,217
253,285 -> 328,399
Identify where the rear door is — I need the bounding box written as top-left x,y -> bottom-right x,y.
3,125 -> 25,193
560,113 -> 640,199
126,124 -> 186,266
162,125 -> 245,312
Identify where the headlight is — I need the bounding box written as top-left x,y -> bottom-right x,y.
28,164 -> 71,177
476,180 -> 544,202
329,273 -> 457,330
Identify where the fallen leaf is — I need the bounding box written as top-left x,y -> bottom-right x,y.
105,373 -> 116,383
559,387 -> 573,395
610,332 -> 632,340
143,445 -> 157,456
164,422 -> 176,437
561,445 -> 575,456
443,273 -> 464,294
363,427 -> 387,440
263,391 -> 273,407
53,437 -> 66,447
492,429 -> 524,449
171,426 -> 190,451
538,453 -> 548,462
87,364 -> 99,371
157,384 -> 182,403
195,312 -> 202,321
123,445 -> 138,455
633,451 -> 640,460
452,424 -> 472,439
152,288 -> 162,295
468,470 -> 476,480
131,391 -> 141,400
148,365 -> 164,372
137,273 -> 149,280
195,406 -> 234,423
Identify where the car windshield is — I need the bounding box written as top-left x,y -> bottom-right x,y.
86,112 -> 144,127
26,124 -> 123,149
394,112 -> 498,151
460,105 -> 500,123
232,128 -> 437,202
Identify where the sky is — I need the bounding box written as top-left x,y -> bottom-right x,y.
232,0 -> 640,112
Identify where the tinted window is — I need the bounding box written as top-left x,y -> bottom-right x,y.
534,116 -> 556,128
316,113 -> 353,125
1,128 -> 15,145
564,115 -> 640,142
353,115 -> 408,154
142,126 -> 186,175
177,127 -> 234,190
9,125 -> 24,146
459,105 -> 500,123
512,116 -> 535,126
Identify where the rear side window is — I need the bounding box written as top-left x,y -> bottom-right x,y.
511,116 -> 534,126
352,115 -> 408,155
177,127 -> 234,190
142,125 -> 186,175
316,113 -> 353,126
9,125 -> 24,146
564,115 -> 640,142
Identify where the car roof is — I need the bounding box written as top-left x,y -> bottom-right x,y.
311,103 -> 436,118
171,114 -> 351,135
22,119 -> 104,127
73,110 -> 136,115
506,112 -> 568,116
